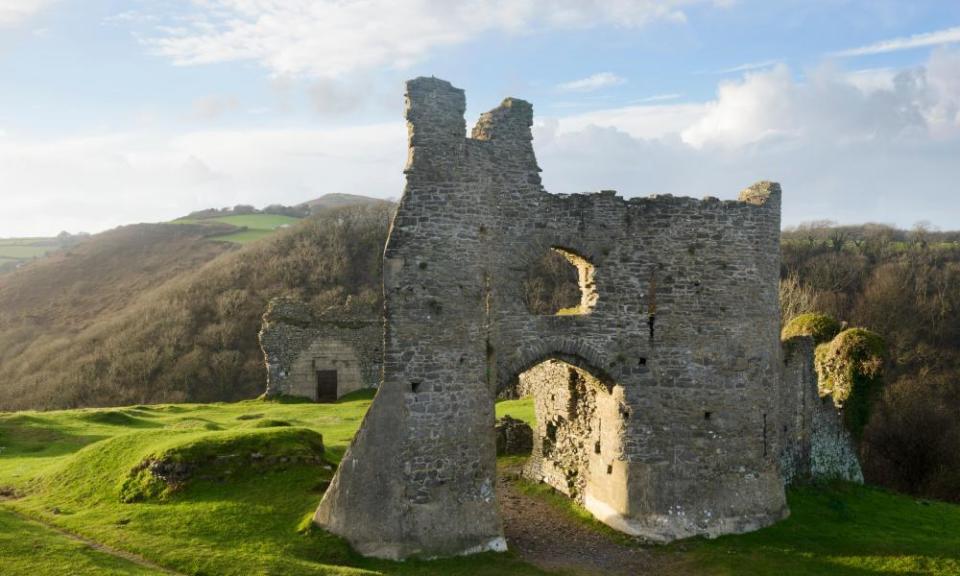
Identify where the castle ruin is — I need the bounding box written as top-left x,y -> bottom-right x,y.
259,297 -> 381,401
313,77 -> 860,559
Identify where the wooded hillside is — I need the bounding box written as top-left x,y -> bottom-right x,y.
0,204 -> 392,411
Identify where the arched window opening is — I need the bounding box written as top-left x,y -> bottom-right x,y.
523,247 -> 598,316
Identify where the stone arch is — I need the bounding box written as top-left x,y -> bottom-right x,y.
515,357 -> 627,515
498,338 -> 615,396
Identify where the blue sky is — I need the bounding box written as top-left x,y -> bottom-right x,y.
1,0 -> 959,236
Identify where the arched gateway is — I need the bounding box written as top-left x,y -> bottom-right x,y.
314,77 -> 790,559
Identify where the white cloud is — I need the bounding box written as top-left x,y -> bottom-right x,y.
678,58 -> 959,149
534,50 -> 960,228
844,67 -> 897,94
190,95 -> 239,120
711,59 -> 780,74
832,26 -> 960,57
557,72 -> 626,93
145,0 -> 724,78
0,124 -> 405,237
5,46 -> 959,237
549,102 -> 706,140
633,93 -> 683,104
682,64 -> 797,148
0,0 -> 53,27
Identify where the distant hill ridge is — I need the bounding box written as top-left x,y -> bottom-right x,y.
298,193 -> 392,211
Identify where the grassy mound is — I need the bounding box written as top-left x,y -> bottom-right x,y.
816,328 -> 887,437
167,417 -> 222,431
782,312 -> 842,344
76,410 -> 158,428
242,419 -> 294,429
119,427 -> 325,502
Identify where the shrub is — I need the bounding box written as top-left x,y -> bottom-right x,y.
862,372 -> 960,502
781,312 -> 842,344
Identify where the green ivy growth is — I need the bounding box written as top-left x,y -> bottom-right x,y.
815,328 -> 887,438
781,312 -> 842,344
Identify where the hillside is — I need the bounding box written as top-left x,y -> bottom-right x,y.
0,234 -> 87,274
1,396 -> 958,575
0,203 -> 393,411
299,192 -> 392,212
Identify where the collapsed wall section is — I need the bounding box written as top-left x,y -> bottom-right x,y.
779,336 -> 863,483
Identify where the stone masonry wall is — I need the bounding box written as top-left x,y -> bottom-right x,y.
258,297 -> 381,400
779,336 -> 863,483
315,77 -> 789,558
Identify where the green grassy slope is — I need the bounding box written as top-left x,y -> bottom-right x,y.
0,508 -> 166,575
692,483 -> 960,575
0,237 -> 59,271
1,395 -> 958,575
175,214 -> 302,244
0,393 -> 545,576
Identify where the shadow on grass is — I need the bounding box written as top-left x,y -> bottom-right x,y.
75,410 -> 163,428
0,420 -> 105,459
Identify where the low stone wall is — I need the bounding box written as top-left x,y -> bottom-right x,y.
779,336 -> 863,484
258,297 -> 382,401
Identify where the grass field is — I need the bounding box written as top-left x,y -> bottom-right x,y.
174,214 -> 302,244
0,237 -> 58,269
0,508 -> 166,575
1,392 -> 958,575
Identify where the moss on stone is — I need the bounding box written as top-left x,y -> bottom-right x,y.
814,328 -> 887,439
782,313 -> 842,344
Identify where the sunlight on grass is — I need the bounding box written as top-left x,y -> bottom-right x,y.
0,395 -> 958,575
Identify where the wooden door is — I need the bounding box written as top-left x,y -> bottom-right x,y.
316,370 -> 338,403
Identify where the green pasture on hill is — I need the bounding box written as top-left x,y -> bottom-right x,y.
174,214 -> 302,244
0,237 -> 58,264
1,391 -> 958,575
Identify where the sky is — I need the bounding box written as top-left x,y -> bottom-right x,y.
1,0 -> 959,237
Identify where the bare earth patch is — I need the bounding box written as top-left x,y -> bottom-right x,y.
498,465 -> 690,576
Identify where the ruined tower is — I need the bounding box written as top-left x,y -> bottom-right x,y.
314,77 -> 791,559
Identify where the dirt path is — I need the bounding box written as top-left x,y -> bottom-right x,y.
498,467 -> 686,576
0,503 -> 186,576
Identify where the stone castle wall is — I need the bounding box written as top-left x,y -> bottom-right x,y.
258,297 -> 381,400
314,77 -> 796,559
779,337 -> 863,483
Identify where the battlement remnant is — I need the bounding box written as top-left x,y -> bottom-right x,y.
313,77 -> 854,560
